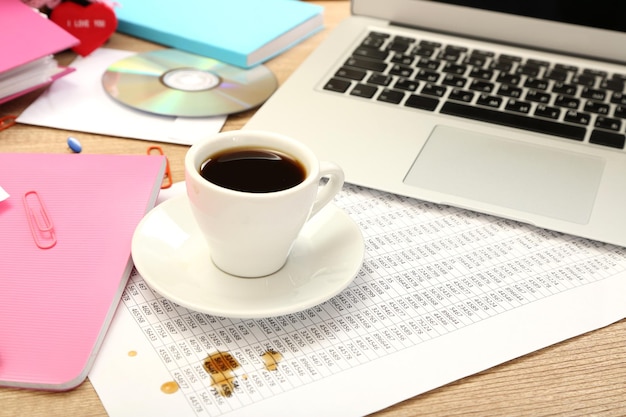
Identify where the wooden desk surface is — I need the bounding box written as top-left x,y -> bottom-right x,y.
1,2 -> 625,416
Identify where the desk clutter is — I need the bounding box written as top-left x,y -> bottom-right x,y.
2,0 -> 322,108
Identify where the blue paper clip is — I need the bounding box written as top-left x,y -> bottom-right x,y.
23,191 -> 57,249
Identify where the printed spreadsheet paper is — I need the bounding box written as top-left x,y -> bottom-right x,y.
90,183 -> 626,417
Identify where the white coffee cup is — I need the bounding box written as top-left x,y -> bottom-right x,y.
185,130 -> 345,278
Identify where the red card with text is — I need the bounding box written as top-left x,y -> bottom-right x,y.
50,2 -> 117,56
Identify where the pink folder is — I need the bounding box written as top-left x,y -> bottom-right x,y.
1,0 -> 79,73
0,153 -> 165,390
0,0 -> 79,103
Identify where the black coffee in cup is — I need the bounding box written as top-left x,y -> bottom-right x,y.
200,148 -> 306,193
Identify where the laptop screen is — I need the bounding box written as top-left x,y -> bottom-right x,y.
430,1 -> 626,33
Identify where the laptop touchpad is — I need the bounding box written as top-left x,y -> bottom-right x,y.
404,125 -> 604,224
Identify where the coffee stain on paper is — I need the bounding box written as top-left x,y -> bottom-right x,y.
203,351 -> 241,397
161,381 -> 179,394
202,350 -> 283,397
261,349 -> 283,371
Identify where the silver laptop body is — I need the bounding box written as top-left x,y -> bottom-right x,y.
245,0 -> 626,247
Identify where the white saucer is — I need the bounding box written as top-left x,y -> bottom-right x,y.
131,195 -> 364,318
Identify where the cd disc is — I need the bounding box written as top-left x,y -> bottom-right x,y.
102,49 -> 278,117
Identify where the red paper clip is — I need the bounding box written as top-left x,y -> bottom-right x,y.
23,191 -> 57,249
147,146 -> 173,189
0,115 -> 17,132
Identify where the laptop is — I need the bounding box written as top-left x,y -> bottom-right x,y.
245,0 -> 626,247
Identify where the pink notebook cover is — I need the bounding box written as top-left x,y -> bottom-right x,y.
1,0 -> 79,73
0,153 -> 165,390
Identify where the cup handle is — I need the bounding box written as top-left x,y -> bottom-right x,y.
309,161 -> 345,218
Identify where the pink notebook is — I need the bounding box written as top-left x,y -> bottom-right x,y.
1,0 -> 79,74
0,153 -> 165,390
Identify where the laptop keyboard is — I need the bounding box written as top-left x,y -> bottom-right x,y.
322,31 -> 626,150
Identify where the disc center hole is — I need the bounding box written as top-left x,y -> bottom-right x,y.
161,68 -> 220,91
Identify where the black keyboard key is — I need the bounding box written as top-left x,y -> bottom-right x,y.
353,47 -> 389,61
324,78 -> 351,93
525,89 -> 551,103
516,63 -> 540,77
416,58 -> 441,70
527,59 -> 550,68
554,63 -> 578,72
490,60 -> 513,72
419,40 -> 442,48
389,64 -> 414,78
415,68 -> 440,83
350,83 -> 378,98
405,94 -> 440,111
440,101 -> 586,140
544,68 -> 568,82
448,88 -> 475,103
555,95 -> 580,109
394,35 -> 415,43
421,83 -> 447,97
442,74 -> 467,88
361,36 -> 386,49
469,79 -> 495,93
445,44 -> 468,54
412,46 -> 436,57
581,87 -> 606,101
394,78 -> 419,92
571,73 -> 596,87
499,54 -> 522,62
524,77 -> 549,90
442,63 -> 467,75
552,82 -> 578,96
387,39 -> 411,53
496,72 -> 521,85
611,92 -> 626,105
583,68 -> 607,78
477,93 -> 502,109
377,89 -> 405,104
437,50 -> 462,62
505,99 -> 531,114
440,46 -> 467,62
367,73 -> 392,86
594,116 -> 622,131
589,130 -> 626,149
601,78 -> 625,92
390,53 -> 414,65
470,49 -> 495,58
496,84 -> 522,98
469,67 -> 494,80
564,110 -> 591,126
367,31 -> 391,40
584,100 -> 610,115
464,55 -> 487,67
335,66 -> 367,81
614,105 -> 626,119
534,104 -> 561,120
345,57 -> 387,72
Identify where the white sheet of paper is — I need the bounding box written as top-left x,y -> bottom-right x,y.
90,183 -> 626,417
16,49 -> 226,145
